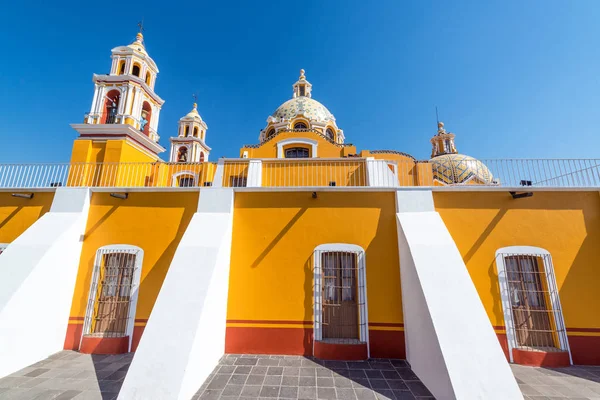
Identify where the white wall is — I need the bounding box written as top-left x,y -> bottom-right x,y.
366,158 -> 399,187
118,188 -> 234,400
0,188 -> 91,378
396,190 -> 522,400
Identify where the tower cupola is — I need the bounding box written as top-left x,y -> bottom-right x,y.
169,101 -> 211,163
292,69 -> 312,98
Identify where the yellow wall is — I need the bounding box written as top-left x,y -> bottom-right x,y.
0,192 -> 54,243
228,191 -> 402,325
240,131 -> 357,158
69,192 -> 198,320
434,191 -> 600,330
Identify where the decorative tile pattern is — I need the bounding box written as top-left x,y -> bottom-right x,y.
430,153 -> 494,185
272,97 -> 335,123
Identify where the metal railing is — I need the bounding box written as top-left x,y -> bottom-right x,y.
0,158 -> 597,189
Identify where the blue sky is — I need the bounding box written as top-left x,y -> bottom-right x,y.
0,1 -> 599,163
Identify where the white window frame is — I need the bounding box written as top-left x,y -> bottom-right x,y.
81,244 -> 144,352
277,138 -> 318,158
171,171 -> 198,187
313,243 -> 369,356
495,246 -> 571,364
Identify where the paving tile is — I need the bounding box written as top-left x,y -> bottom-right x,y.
298,386 -> 317,399
257,358 -> 280,366
259,385 -> 280,398
284,367 -> 301,376
348,370 -> 367,379
221,384 -> 244,396
55,390 -> 83,400
235,358 -> 258,366
23,369 -> 50,378
246,374 -> 266,385
300,376 -> 317,387
316,368 -> 333,378
282,376 -> 299,386
354,388 -> 377,400
264,375 -> 282,385
280,386 -> 299,399
364,370 -> 383,379
336,388 -> 357,399
281,358 -> 303,367
241,385 -> 262,397
251,366 -> 268,375
317,387 -> 337,399
374,389 -> 395,399
267,366 -> 284,376
199,389 -> 222,399
387,380 -> 409,391
71,391 -> 104,400
368,379 -> 390,390
351,378 -> 371,389
405,381 -> 432,397
301,367 -> 317,377
229,374 -> 248,385
333,376 -> 353,388
235,366 -> 253,374
206,374 -> 230,390
0,376 -> 29,388
392,391 -> 416,399
317,377 -> 334,387
28,389 -> 65,399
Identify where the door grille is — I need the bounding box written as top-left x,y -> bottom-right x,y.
315,250 -> 366,344
501,253 -> 567,352
84,248 -> 140,338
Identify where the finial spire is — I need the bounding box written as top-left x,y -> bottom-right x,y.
192,93 -> 198,109
135,20 -> 145,43
299,69 -> 306,80
293,68 -> 312,98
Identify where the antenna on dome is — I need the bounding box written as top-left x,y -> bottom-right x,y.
435,106 -> 439,125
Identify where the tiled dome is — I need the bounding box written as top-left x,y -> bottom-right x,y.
272,97 -> 335,123
430,153 -> 493,185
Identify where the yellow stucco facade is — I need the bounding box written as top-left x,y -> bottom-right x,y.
0,192 -> 54,243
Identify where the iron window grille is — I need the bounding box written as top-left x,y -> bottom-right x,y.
496,248 -> 571,363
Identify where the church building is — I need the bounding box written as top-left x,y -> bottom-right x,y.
0,32 -> 598,400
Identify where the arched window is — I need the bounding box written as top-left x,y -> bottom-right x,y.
294,122 -> 308,130
285,147 -> 310,158
184,126 -> 190,137
193,127 -> 199,137
267,128 -> 275,138
103,90 -> 120,124
132,64 -> 141,77
118,61 -> 126,75
326,128 -> 335,140
200,152 -> 205,162
141,102 -> 152,135
177,147 -> 188,163
145,72 -> 151,85
82,245 -> 143,351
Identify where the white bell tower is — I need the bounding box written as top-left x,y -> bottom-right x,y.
169,101 -> 211,163
71,30 -> 166,158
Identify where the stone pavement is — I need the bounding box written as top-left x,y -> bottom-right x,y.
0,351 -> 131,400
1,351 -> 600,399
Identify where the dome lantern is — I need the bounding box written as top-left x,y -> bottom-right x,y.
293,69 -> 312,98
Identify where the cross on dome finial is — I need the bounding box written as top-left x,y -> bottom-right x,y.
192,93 -> 198,109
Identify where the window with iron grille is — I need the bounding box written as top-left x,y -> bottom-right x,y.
83,246 -> 143,344
496,247 -> 571,363
285,147 -> 310,158
313,245 -> 368,348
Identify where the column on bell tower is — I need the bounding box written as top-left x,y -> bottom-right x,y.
169,103 -> 211,163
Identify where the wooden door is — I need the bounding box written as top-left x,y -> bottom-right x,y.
505,256 -> 555,349
322,252 -> 359,340
93,253 -> 135,336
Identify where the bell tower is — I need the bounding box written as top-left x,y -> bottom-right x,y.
169,101 -> 211,163
70,29 -> 166,164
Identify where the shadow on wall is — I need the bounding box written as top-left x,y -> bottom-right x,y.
434,191 -> 600,364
